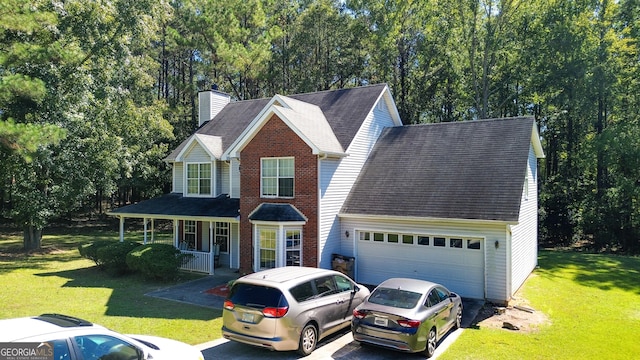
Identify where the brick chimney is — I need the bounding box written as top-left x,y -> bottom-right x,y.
198,85 -> 231,127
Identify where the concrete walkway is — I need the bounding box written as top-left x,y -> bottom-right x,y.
145,268 -> 239,309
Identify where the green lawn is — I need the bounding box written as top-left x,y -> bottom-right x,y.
0,227 -> 222,346
2,228 -> 639,357
440,249 -> 640,360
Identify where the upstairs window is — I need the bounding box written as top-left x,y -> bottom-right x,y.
187,163 -> 211,195
261,157 -> 294,198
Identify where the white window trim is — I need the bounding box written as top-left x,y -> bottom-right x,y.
185,162 -> 213,197
253,224 -> 303,271
260,157 -> 294,198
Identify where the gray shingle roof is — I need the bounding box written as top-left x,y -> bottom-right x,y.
341,117 -> 538,222
249,203 -> 307,222
108,193 -> 239,218
166,84 -> 388,161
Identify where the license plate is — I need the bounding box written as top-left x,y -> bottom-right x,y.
374,317 -> 388,327
241,313 -> 255,323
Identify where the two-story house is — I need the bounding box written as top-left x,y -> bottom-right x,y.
109,84 -> 544,303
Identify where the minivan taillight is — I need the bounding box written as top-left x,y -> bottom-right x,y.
353,309 -> 366,319
397,319 -> 421,328
223,300 -> 235,311
262,306 -> 288,318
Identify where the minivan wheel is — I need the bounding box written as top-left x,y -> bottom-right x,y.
298,324 -> 318,356
425,328 -> 437,358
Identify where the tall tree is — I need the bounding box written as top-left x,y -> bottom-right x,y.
1,0 -> 172,249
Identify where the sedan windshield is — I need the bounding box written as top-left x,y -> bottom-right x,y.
368,288 -> 422,309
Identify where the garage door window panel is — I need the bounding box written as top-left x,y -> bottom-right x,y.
450,238 -> 463,248
434,237 -> 446,247
467,239 -> 481,249
402,235 -> 414,245
418,236 -> 430,246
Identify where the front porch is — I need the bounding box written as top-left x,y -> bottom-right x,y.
106,193 -> 241,275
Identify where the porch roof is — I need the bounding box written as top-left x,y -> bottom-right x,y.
248,203 -> 307,222
108,193 -> 240,219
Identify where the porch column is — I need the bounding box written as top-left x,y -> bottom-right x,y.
174,219 -> 179,248
209,221 -> 214,275
119,217 -> 124,242
143,218 -> 148,244
151,219 -> 155,243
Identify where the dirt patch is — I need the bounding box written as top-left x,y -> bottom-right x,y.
472,292 -> 550,333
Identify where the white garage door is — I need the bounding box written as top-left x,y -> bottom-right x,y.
355,232 -> 485,299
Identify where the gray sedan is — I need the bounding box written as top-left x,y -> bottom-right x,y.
351,278 -> 463,358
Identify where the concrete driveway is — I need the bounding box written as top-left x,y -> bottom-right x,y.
196,298 -> 483,360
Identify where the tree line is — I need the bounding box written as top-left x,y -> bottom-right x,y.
1,0 -> 638,253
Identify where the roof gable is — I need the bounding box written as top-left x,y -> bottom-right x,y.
226,94 -> 345,158
341,117 -> 542,222
167,84 -> 397,162
167,134 -> 222,162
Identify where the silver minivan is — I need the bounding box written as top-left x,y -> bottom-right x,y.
222,266 -> 370,356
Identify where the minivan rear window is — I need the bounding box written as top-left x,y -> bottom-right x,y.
228,283 -> 288,309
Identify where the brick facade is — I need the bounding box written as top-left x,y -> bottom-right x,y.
239,114 -> 318,274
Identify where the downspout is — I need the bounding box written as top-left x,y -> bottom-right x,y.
317,153 -> 328,268
506,224 -> 513,302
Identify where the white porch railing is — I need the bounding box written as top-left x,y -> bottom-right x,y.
180,250 -> 212,274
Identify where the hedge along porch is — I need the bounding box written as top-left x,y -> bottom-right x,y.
107,193 -> 240,275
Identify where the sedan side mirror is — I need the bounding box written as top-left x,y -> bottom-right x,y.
353,285 -> 360,293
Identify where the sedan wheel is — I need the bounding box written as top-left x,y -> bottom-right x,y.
455,305 -> 463,329
298,324 -> 317,356
425,328 -> 437,358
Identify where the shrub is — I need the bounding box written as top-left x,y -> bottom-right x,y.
78,240 -> 113,266
126,243 -> 190,281
95,241 -> 141,276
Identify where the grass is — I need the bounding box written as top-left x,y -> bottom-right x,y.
0,227 -> 223,346
440,249 -> 640,360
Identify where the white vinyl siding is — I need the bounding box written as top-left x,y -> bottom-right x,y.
509,146 -> 539,296
217,160 -> 230,195
184,142 -> 211,162
173,163 -> 184,193
318,101 -> 397,268
230,158 -> 241,198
